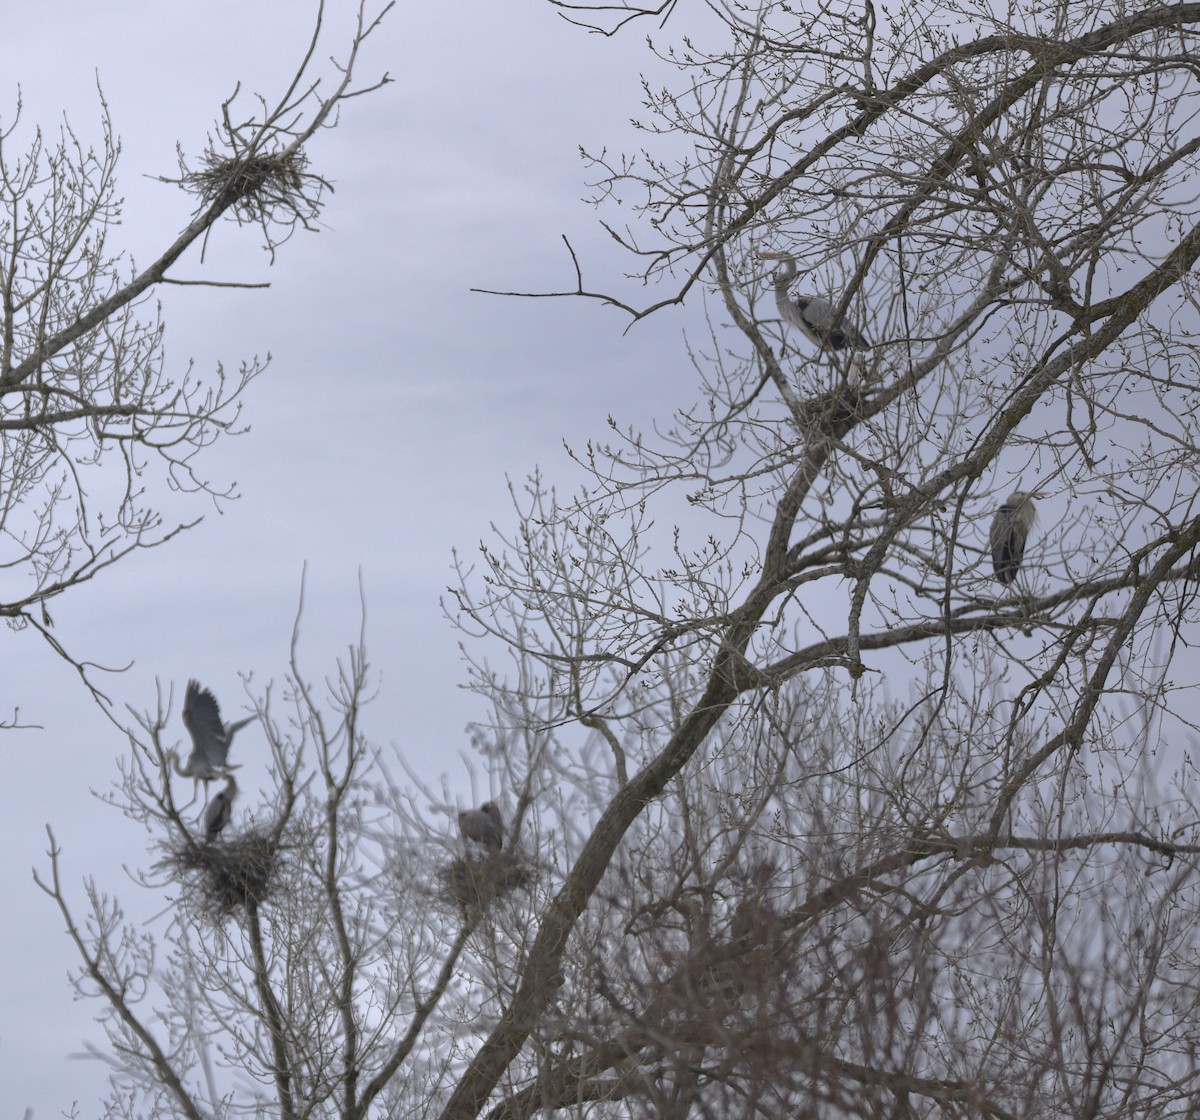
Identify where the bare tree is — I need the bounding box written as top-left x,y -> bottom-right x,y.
40,0 -> 1200,1119
0,1 -> 391,710
450,0 -> 1200,1114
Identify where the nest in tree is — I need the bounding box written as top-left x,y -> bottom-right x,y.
438,849 -> 534,915
180,147 -> 318,225
163,826 -> 282,920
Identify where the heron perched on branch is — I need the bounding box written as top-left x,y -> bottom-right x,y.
166,680 -> 252,799
459,802 -> 504,852
758,250 -> 869,353
990,489 -> 1043,585
204,777 -> 238,842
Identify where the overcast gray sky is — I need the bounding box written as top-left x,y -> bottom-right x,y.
1,4 -> 704,1113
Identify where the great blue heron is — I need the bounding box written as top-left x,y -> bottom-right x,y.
166,680 -> 251,798
990,489 -> 1044,585
204,777 -> 237,842
758,250 -> 869,352
458,801 -> 504,851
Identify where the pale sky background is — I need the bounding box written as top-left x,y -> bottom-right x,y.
1,3 -> 705,1113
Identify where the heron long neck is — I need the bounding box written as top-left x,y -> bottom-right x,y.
773,256 -> 797,291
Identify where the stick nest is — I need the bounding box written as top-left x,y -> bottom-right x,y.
438,850 -> 534,915
180,148 -> 318,225
163,826 -> 282,920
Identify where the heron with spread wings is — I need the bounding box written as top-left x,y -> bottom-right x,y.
166,680 -> 252,802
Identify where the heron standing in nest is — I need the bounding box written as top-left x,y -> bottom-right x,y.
204,778 -> 238,842
758,250 -> 870,353
459,802 -> 504,852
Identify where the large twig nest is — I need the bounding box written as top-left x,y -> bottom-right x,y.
438,850 -> 534,915
178,147 -> 321,227
163,826 -> 282,920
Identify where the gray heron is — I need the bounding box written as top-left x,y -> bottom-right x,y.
990,489 -> 1043,585
166,680 -> 251,797
459,801 -> 504,851
758,250 -> 869,352
204,777 -> 237,842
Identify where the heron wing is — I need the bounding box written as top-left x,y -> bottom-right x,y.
183,680 -> 229,770
798,295 -> 836,330
482,802 -> 505,847
834,320 -> 870,350
795,296 -> 869,351
459,810 -> 485,844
